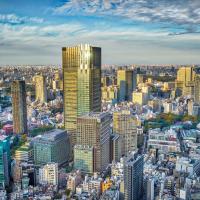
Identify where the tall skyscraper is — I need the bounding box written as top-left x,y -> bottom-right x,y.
113,110 -> 138,156
62,44 -> 101,145
11,80 -> 27,134
124,152 -> 144,200
76,112 -> 111,172
117,69 -> 136,101
34,75 -> 47,103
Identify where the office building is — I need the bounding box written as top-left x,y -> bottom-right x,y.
124,152 -> 144,200
34,75 -> 47,102
110,134 -> 122,162
62,44 -> 101,146
113,110 -> 137,156
11,80 -> 27,134
39,163 -> 58,186
0,136 -> 11,189
76,112 -> 111,172
33,129 -> 70,166
132,91 -> 148,105
175,66 -> 195,97
194,74 -> 200,104
117,69 -> 136,101
74,145 -> 94,173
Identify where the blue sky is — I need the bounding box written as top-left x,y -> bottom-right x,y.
0,0 -> 200,65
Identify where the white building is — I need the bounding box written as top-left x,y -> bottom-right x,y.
39,163 -> 58,186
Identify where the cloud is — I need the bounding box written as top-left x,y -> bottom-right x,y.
0,14 -> 44,25
0,21 -> 200,65
54,0 -> 200,33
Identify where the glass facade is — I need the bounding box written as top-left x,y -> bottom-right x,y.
74,145 -> 94,173
0,136 -> 10,189
33,129 -> 70,166
62,44 -> 101,145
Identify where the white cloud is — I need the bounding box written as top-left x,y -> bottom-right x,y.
0,14 -> 44,24
54,0 -> 200,26
0,21 -> 200,65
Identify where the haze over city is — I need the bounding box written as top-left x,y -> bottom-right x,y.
0,0 -> 200,65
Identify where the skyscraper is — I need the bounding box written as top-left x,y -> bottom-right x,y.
11,80 -> 27,134
76,112 -> 111,172
113,110 -> 138,156
117,69 -> 136,101
124,152 -> 144,200
34,75 -> 47,103
62,44 -> 101,145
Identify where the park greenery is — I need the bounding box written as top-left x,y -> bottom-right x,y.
144,113 -> 200,132
29,125 -> 55,137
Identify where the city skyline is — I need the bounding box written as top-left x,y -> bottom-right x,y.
0,0 -> 200,65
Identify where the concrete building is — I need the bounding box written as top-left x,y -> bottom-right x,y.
33,129 -> 70,166
74,145 -> 94,173
34,75 -> 47,103
113,110 -> 137,156
76,112 -> 111,172
39,163 -> 58,186
11,80 -> 27,134
62,44 -> 101,147
124,152 -> 144,200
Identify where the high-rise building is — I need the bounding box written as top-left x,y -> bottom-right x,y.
0,136 -> 11,189
117,69 -> 136,101
34,75 -> 47,102
33,129 -> 70,166
194,74 -> 200,104
175,67 -> 195,97
39,163 -> 58,186
113,110 -> 138,156
124,152 -> 144,200
11,80 -> 27,134
110,134 -> 122,162
62,44 -> 101,146
76,112 -> 111,172
74,145 -> 94,173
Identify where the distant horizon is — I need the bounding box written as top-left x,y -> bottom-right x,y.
0,0 -> 200,65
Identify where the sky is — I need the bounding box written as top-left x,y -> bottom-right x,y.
0,0 -> 200,65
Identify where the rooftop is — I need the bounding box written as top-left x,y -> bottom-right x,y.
34,129 -> 67,142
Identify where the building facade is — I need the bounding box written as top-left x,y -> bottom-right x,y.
62,44 -> 101,146
39,163 -> 58,186
34,75 -> 47,103
11,80 -> 27,134
113,110 -> 138,156
117,69 -> 136,101
33,129 -> 70,166
74,145 -> 94,173
0,136 -> 11,189
124,152 -> 144,200
76,112 -> 111,172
